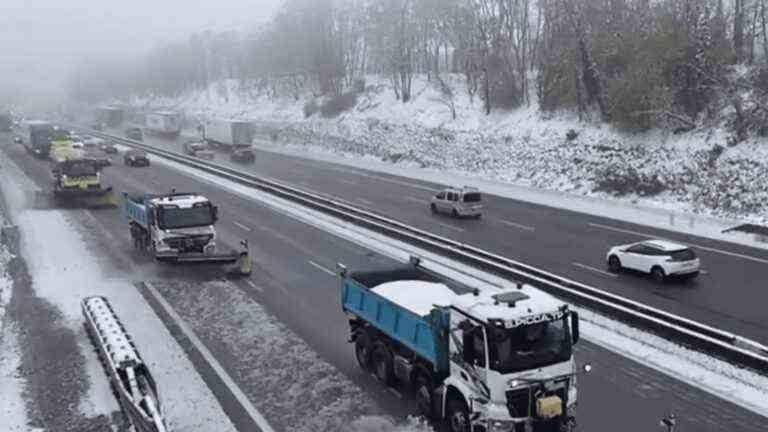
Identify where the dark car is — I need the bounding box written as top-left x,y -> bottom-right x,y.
125,127 -> 143,141
183,140 -> 215,160
124,149 -> 150,167
99,141 -> 118,154
230,146 -> 255,163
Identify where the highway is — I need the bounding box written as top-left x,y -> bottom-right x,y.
112,127 -> 768,346
2,132 -> 766,431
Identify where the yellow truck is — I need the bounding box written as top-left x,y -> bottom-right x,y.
50,138 -> 115,207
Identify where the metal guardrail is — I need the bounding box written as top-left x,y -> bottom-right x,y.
76,126 -> 768,372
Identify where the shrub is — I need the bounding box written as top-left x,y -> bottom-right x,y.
566,129 -> 579,141
303,99 -> 319,118
593,164 -> 666,196
320,91 -> 358,118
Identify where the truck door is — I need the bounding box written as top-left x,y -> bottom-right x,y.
448,312 -> 488,397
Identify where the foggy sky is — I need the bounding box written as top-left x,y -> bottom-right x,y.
0,0 -> 283,109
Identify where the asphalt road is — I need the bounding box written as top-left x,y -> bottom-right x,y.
2,133 -> 766,431
109,127 -> 768,346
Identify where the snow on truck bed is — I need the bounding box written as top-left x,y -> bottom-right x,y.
372,280 -> 457,316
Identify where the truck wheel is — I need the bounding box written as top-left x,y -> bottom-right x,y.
446,397 -> 471,432
354,331 -> 372,371
452,209 -> 459,218
372,345 -> 395,386
414,374 -> 434,419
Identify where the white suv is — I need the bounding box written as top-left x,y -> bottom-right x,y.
606,240 -> 700,282
430,186 -> 483,218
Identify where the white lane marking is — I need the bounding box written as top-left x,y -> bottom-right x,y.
588,223 -> 768,265
404,196 -> 428,204
338,179 -> 356,186
246,280 -> 263,292
330,166 -> 438,192
496,219 -> 535,231
233,221 -> 252,232
144,282 -> 276,432
308,260 -> 336,277
356,197 -> 374,206
388,388 -> 403,399
436,221 -> 465,233
573,262 -> 618,278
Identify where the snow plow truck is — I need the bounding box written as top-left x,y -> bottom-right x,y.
122,190 -> 249,266
340,256 -> 583,432
50,134 -> 116,207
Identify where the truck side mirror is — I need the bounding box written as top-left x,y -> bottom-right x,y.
571,312 -> 580,345
212,206 -> 219,223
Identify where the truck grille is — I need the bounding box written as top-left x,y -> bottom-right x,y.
164,235 -> 212,252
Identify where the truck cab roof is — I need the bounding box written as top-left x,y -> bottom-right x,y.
148,193 -> 209,208
453,285 -> 567,327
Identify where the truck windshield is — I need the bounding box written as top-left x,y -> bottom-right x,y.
488,317 -> 572,373
64,162 -> 98,177
158,206 -> 214,229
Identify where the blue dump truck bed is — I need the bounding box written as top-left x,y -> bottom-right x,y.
122,193 -> 152,228
341,264 -> 451,371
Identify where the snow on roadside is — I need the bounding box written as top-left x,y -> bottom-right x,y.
0,231 -> 41,432
152,279 -> 432,432
0,155 -> 237,432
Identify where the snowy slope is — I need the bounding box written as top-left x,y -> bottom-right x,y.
130,74 -> 768,225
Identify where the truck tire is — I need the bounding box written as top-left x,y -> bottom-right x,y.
446,397 -> 471,432
354,331 -> 372,371
372,344 -> 395,386
414,373 -> 434,419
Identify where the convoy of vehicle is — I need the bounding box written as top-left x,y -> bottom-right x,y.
340,256 -> 581,432
8,110 -> 718,431
606,239 -> 700,282
122,190 -> 240,263
431,186 -> 483,218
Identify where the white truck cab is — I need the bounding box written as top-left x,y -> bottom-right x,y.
443,287 -> 579,432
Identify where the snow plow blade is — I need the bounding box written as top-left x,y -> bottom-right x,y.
155,251 -> 241,264
53,188 -> 117,208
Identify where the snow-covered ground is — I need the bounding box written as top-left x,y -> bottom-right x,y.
0,219 -> 41,432
132,74 -> 768,230
0,153 -> 238,431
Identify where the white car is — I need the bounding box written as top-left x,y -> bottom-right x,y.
606,239 -> 700,282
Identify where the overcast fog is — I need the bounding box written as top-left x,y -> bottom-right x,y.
0,0 -> 283,109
